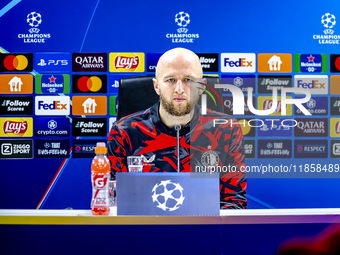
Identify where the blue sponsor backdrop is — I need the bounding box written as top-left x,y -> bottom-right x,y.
1,0 -> 340,211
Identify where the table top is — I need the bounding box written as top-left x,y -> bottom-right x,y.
1,208 -> 340,225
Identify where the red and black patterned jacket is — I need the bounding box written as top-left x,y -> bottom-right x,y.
108,102 -> 247,209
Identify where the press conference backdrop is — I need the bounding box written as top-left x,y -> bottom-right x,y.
1,0 -> 340,210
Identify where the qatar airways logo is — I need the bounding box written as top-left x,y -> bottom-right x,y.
201,84 -> 312,116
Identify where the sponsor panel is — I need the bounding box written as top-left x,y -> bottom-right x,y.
109,117 -> 117,130
330,54 -> 340,72
295,118 -> 328,137
0,117 -> 33,137
258,75 -> 292,94
72,75 -> 107,93
258,140 -> 291,158
330,75 -> 340,94
0,53 -> 33,72
109,96 -> 118,116
109,53 -> 145,72
294,75 -> 328,94
331,97 -> 340,115
35,52 -> 70,72
197,53 -> 219,72
257,96 -> 293,116
35,96 -> 70,116
72,139 -> 106,158
0,96 -> 33,115
258,118 -> 293,136
72,96 -> 107,116
221,75 -> 255,93
35,74 -> 70,94
147,53 -> 162,72
294,140 -> 328,158
331,140 -> 340,158
72,53 -> 107,72
35,139 -> 70,158
109,75 -> 133,94
258,54 -> 292,73
244,140 -> 255,159
0,74 -> 33,94
223,96 -> 255,115
294,54 -> 328,73
330,118 -> 340,137
72,118 -> 107,136
220,53 -> 256,73
34,117 -> 70,137
294,97 -> 328,115
0,139 -> 33,159
237,119 -> 255,137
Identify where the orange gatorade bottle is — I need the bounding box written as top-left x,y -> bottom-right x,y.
91,142 -> 110,215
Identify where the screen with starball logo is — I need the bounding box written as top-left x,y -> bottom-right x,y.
0,0 -> 340,211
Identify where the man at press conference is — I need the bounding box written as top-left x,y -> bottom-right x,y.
107,48 -> 247,209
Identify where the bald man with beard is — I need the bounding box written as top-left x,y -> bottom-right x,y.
108,48 -> 247,209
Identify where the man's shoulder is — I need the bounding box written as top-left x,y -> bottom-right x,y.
113,107 -> 153,130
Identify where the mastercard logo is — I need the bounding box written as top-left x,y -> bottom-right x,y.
72,75 -> 107,94
77,76 -> 102,92
4,55 -> 28,71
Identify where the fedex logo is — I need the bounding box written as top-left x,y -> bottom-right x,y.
294,75 -> 328,94
221,53 -> 256,73
38,101 -> 67,110
35,96 -> 70,116
297,80 -> 325,89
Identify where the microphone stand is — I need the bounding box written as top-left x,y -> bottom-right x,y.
174,124 -> 181,173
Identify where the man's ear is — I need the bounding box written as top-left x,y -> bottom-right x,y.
153,78 -> 160,95
199,78 -> 206,95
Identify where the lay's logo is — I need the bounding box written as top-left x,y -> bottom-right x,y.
258,96 -> 292,116
0,117 -> 33,137
330,118 -> 340,137
109,53 -> 145,72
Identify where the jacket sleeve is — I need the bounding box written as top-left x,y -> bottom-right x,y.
107,122 -> 128,180
220,119 -> 247,209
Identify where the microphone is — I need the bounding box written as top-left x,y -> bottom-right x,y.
174,124 -> 181,173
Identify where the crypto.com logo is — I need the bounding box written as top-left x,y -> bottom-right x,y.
201,84 -> 312,116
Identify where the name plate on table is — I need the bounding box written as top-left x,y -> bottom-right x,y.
116,172 -> 220,216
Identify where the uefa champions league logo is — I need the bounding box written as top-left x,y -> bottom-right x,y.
321,13 -> 336,34
175,12 -> 190,33
27,12 -> 42,33
151,180 -> 185,211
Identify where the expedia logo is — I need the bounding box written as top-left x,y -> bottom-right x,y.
295,118 -> 328,137
0,117 -> 33,137
0,53 -> 33,72
0,96 -> 33,115
72,118 -> 107,136
72,53 -> 107,72
35,96 -> 70,116
72,75 -> 107,93
109,53 -> 145,72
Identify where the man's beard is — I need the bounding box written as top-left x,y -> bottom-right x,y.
159,90 -> 199,117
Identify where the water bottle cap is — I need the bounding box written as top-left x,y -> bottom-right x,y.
95,142 -> 107,154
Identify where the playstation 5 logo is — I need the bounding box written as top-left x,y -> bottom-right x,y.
37,59 -> 46,66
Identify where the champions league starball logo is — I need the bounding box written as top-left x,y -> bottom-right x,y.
166,11 -> 199,43
313,13 -> 340,44
17,12 -> 51,43
151,180 -> 185,211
